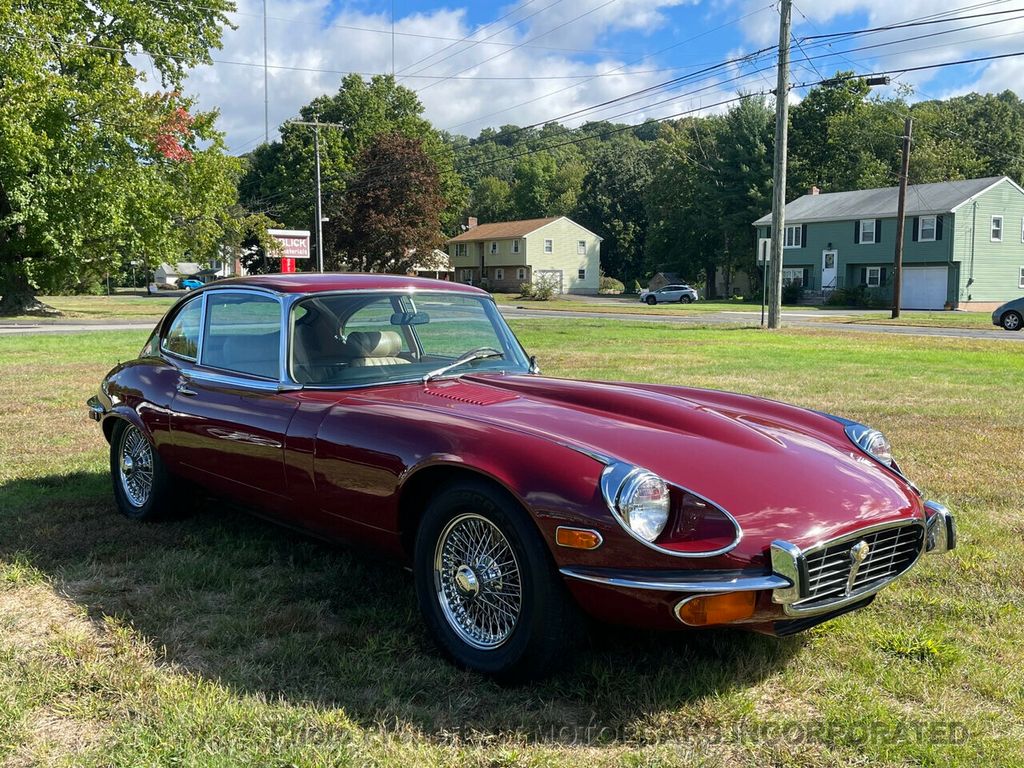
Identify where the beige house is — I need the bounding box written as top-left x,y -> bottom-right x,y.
447,216 -> 602,294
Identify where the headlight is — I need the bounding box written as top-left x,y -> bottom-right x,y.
617,471 -> 670,541
845,423 -> 894,467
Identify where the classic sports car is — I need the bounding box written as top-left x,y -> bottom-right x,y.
87,274 -> 955,680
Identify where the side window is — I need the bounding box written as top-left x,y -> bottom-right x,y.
161,296 -> 203,360
200,292 -> 281,379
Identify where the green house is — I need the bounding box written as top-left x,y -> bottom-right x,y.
752,176 -> 1024,310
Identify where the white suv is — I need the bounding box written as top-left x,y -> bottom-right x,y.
640,284 -> 699,305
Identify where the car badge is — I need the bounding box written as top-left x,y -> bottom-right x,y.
846,540 -> 871,595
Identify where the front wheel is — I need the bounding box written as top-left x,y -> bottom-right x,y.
646,295 -> 657,305
414,481 -> 581,681
109,420 -> 175,520
1002,311 -> 1022,331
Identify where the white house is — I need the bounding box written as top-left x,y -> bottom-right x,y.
447,216 -> 602,294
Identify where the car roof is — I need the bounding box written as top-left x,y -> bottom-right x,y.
204,273 -> 489,296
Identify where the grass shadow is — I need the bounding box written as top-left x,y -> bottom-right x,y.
0,470 -> 802,743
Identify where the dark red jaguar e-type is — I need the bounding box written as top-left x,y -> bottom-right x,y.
87,274 -> 955,679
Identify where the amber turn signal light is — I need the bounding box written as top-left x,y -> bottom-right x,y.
555,526 -> 603,550
675,591 -> 756,626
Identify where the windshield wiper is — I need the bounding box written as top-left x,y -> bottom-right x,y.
422,348 -> 504,384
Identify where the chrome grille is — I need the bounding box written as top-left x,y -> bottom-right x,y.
793,522 -> 924,611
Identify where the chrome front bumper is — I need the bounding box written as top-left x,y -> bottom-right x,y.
86,395 -> 106,422
560,501 -> 955,619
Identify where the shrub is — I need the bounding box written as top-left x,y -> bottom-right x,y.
599,276 -> 625,294
518,282 -> 535,299
781,283 -> 804,305
532,274 -> 559,300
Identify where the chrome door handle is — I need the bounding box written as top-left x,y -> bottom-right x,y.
176,383 -> 198,397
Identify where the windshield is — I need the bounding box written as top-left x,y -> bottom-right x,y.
289,291 -> 531,387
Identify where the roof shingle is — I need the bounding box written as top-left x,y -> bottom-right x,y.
753,176 -> 1010,225
447,217 -> 561,242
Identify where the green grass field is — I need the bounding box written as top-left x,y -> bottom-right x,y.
1,321 -> 1022,766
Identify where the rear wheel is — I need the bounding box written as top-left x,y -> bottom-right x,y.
680,295 -> 693,304
1002,311 -> 1022,331
414,480 -> 581,681
646,295 -> 657,305
109,420 -> 175,520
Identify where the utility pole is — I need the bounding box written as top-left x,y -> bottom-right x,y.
263,0 -> 269,144
891,116 -> 913,319
767,0 -> 792,330
313,118 -> 324,272
291,119 -> 347,272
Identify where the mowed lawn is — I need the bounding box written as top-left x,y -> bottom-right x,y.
0,321 -> 1022,767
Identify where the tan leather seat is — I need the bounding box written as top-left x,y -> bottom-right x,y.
344,331 -> 409,367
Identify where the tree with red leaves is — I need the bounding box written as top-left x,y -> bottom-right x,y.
326,133 -> 446,274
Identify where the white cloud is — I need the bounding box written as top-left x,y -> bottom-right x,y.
730,0 -> 1024,102
183,0 -> 725,153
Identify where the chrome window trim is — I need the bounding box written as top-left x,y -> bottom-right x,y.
559,566 -> 790,593
599,461 -> 742,559
183,368 -> 284,393
770,517 -> 927,617
192,288 -> 284,382
282,289 -> 531,389
159,293 -> 204,363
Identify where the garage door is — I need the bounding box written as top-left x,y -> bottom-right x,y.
901,266 -> 948,309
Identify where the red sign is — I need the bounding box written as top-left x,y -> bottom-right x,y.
280,258 -> 296,274
267,228 -> 311,261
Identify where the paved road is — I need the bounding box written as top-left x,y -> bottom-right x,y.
1,307 -> 1020,343
498,307 -> 1024,342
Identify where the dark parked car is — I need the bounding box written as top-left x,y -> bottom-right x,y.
87,274 -> 955,679
992,296 -> 1024,331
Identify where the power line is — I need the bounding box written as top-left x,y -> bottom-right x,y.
802,3 -> 1024,42
397,0 -> 552,79
415,0 -> 619,94
439,2 -> 776,132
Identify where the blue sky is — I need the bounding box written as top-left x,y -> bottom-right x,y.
179,0 -> 1024,153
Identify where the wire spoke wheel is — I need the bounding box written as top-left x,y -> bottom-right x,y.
434,513 -> 522,650
118,425 -> 154,508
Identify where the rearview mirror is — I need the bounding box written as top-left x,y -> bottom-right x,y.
390,311 -> 430,325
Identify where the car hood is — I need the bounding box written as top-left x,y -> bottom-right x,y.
354,374 -> 922,556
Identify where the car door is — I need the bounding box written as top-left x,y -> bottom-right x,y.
167,289 -> 299,511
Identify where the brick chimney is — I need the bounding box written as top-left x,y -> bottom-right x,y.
461,216 -> 478,231
810,186 -> 820,195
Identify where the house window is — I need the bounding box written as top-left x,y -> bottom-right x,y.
1019,266 -> 1024,289
991,215 -> 1003,242
919,215 -> 937,242
859,219 -> 876,244
495,268 -> 504,280
866,266 -> 881,287
460,269 -> 473,284
578,269 -> 586,280
512,239 -> 520,254
782,268 -> 805,287
517,267 -> 526,280
783,225 -> 802,248
455,243 -> 467,258
577,240 -> 586,255
544,239 -> 553,253
489,241 -> 498,254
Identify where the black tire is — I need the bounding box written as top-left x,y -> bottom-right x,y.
413,480 -> 582,682
681,295 -> 693,304
646,295 -> 657,305
109,419 -> 176,521
1001,311 -> 1022,331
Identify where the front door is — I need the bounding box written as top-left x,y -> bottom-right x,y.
821,250 -> 838,290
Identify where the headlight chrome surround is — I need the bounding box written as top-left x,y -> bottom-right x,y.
599,461 -> 741,557
844,423 -> 896,469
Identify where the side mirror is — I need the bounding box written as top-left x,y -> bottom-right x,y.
528,356 -> 541,375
